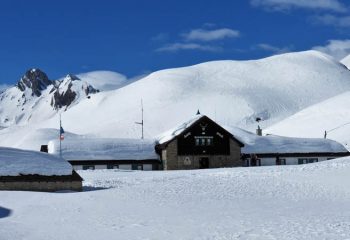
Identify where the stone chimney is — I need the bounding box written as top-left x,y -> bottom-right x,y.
256,125 -> 262,136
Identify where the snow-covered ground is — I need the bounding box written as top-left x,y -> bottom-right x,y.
1,158 -> 350,239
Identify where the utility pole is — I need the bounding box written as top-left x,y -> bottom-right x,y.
135,99 -> 144,139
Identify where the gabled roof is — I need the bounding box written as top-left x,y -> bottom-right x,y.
156,114 -> 244,147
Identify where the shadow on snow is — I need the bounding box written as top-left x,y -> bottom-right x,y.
0,206 -> 12,219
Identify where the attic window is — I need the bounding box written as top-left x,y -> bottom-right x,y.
195,136 -> 213,146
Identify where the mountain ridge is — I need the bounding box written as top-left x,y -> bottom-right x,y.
1,50 -> 350,150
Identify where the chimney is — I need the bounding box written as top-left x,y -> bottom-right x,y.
256,125 -> 262,136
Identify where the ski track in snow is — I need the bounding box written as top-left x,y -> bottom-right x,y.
1,159 -> 350,239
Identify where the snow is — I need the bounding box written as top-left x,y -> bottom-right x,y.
1,158 -> 350,239
266,91 -> 350,150
2,50 -> 350,150
0,147 -> 72,176
156,114 -> 203,144
228,126 -> 348,154
48,138 -> 159,160
156,113 -> 347,154
341,54 -> 350,69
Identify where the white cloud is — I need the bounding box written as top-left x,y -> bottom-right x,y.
312,39 -> 350,60
182,28 -> 240,42
312,14 -> 350,27
156,43 -> 222,52
251,0 -> 347,12
254,43 -> 292,54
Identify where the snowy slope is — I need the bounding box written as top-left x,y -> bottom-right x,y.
266,91 -> 350,149
0,147 -> 72,176
1,159 -> 350,239
0,69 -> 127,128
1,50 -> 350,150
26,51 -> 350,135
341,54 -> 350,69
0,70 -> 99,127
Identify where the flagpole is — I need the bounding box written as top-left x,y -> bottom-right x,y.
59,113 -> 62,158
141,99 -> 144,140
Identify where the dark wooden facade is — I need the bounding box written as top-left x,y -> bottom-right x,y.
156,115 -> 244,170
157,116 -> 244,155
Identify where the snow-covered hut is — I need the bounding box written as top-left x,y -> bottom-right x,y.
47,138 -> 160,171
0,147 -> 82,191
155,114 -> 244,170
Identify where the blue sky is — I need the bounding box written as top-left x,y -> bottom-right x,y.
1,0 -> 350,86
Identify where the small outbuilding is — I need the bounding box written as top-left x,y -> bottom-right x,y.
155,114 -> 244,170
0,147 -> 82,192
47,138 -> 161,171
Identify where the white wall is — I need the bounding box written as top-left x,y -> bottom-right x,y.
73,165 -> 83,171
119,165 -> 132,170
143,164 -> 153,171
260,158 -> 275,166
260,156 -> 339,166
95,165 -> 107,170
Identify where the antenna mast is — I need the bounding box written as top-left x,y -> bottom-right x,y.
135,99 -> 144,139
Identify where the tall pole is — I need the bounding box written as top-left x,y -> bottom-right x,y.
59,113 -> 62,158
135,99 -> 144,139
141,99 -> 144,140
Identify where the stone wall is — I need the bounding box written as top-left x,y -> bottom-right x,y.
162,138 -> 243,170
0,180 -> 82,192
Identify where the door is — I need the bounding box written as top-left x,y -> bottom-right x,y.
199,157 -> 209,169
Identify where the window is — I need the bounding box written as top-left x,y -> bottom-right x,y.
298,158 -> 318,165
132,164 -> 143,170
195,136 -> 214,146
276,158 -> 286,165
195,138 -> 200,146
250,158 -> 261,167
107,164 -> 119,169
82,165 -> 95,170
207,138 -> 212,146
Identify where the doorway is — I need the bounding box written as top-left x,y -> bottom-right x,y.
199,157 -> 209,169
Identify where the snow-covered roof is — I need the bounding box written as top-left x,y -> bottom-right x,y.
48,138 -> 159,161
227,127 -> 348,154
0,147 -> 73,176
156,114 -> 203,144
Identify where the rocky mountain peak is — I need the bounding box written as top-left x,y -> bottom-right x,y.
65,74 -> 81,81
17,68 -> 52,97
